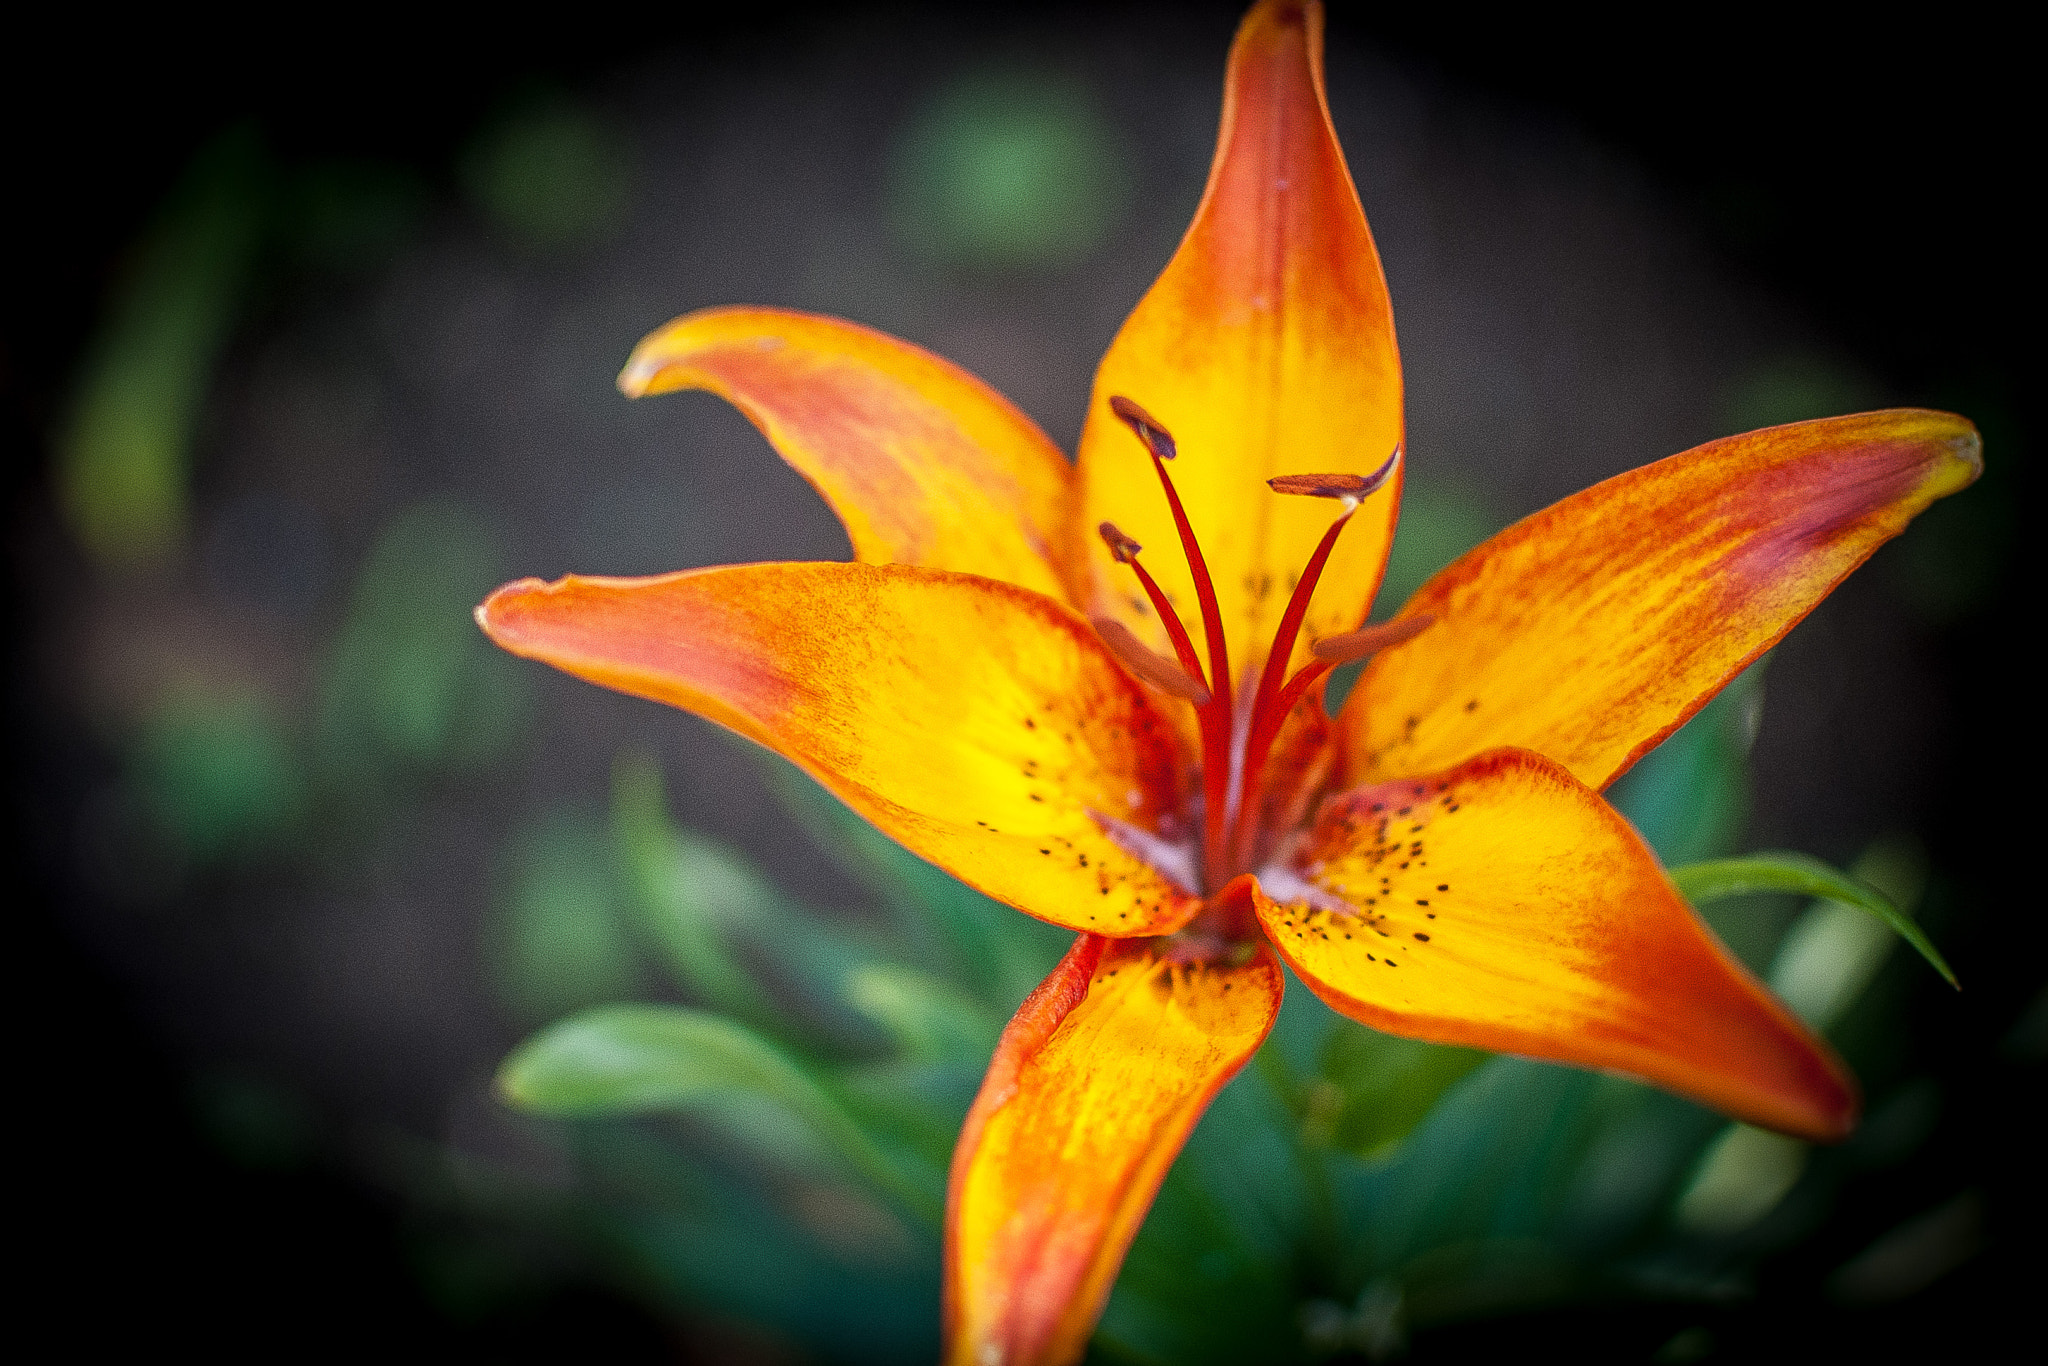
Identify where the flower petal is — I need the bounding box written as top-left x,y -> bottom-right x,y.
1075,0 -> 1402,673
621,307 -> 1079,604
1339,410 -> 1982,789
478,562 -> 1199,937
1257,748 -> 1856,1140
945,925 -> 1284,1366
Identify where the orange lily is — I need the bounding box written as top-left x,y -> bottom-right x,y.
474,2 -> 1981,1362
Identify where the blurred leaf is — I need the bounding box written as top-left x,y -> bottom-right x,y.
567,1127 -> 941,1363
132,688 -> 303,864
1103,1061 -> 1310,1365
1608,661 -> 1763,867
317,501 -> 531,786
1329,1057 -> 1608,1290
616,753 -> 946,1056
462,93 -> 630,251
500,1004 -> 940,1224
59,127 -> 268,565
1672,851 -> 1955,989
611,755 -> 774,1020
491,808 -> 642,1024
843,964 -> 1001,1065
1827,1190 -> 1982,1307
891,67 -> 1130,271
1672,1123 -> 1807,1236
1312,1023 -> 1488,1162
761,756 -> 1068,1008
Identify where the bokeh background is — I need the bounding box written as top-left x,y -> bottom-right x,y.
7,3 -> 2038,1360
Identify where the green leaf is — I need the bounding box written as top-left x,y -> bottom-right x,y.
1312,1024 -> 1490,1163
610,755 -> 774,1020
1669,851 -> 1956,989
490,809 -> 643,1024
843,964 -> 1001,1065
498,1004 -> 941,1225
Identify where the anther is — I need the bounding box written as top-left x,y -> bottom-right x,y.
1266,444 -> 1402,500
1098,521 -> 1143,564
1310,613 -> 1436,664
1109,395 -> 1178,461
1092,618 -> 1213,706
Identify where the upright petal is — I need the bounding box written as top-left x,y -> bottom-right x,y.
479,563 -> 1199,936
622,307 -> 1078,604
1076,0 -> 1402,673
1257,748 -> 1856,1140
1339,410 -> 1981,789
946,925 -> 1284,1366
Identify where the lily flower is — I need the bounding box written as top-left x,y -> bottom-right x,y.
475,2 -> 1980,1362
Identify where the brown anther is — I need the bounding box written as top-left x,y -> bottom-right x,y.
1268,473 -> 1373,498
1092,617 -> 1213,706
1097,521 -> 1144,564
1310,612 -> 1436,663
1269,444 -> 1402,500
1109,395 -> 1178,461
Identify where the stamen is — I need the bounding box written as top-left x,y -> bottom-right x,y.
1266,443 -> 1402,501
1310,613 -> 1436,663
1093,618 -> 1213,706
1108,395 -> 1177,461
1226,445 -> 1407,872
1109,395 -> 1234,889
1096,521 -> 1209,693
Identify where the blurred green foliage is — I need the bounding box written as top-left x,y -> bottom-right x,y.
462,93 -> 631,252
58,134 -> 427,572
492,809 -> 644,1025
317,501 -> 532,789
59,129 -> 266,566
131,687 -> 305,866
891,68 -> 1131,272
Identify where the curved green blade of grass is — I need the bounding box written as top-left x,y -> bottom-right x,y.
1670,851 -> 1957,989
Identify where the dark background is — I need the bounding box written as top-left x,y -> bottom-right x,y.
5,3 -> 2036,1359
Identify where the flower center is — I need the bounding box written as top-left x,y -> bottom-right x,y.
1095,395 -> 1416,900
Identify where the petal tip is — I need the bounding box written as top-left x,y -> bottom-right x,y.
1791,1073 -> 1861,1145
1941,417 -> 1985,483
475,576 -> 555,644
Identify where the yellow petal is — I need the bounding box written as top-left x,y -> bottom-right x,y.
1340,409 -> 1982,789
1256,748 -> 1857,1141
1075,0 -> 1402,676
946,925 -> 1284,1366
621,306 -> 1079,604
478,562 -> 1200,937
